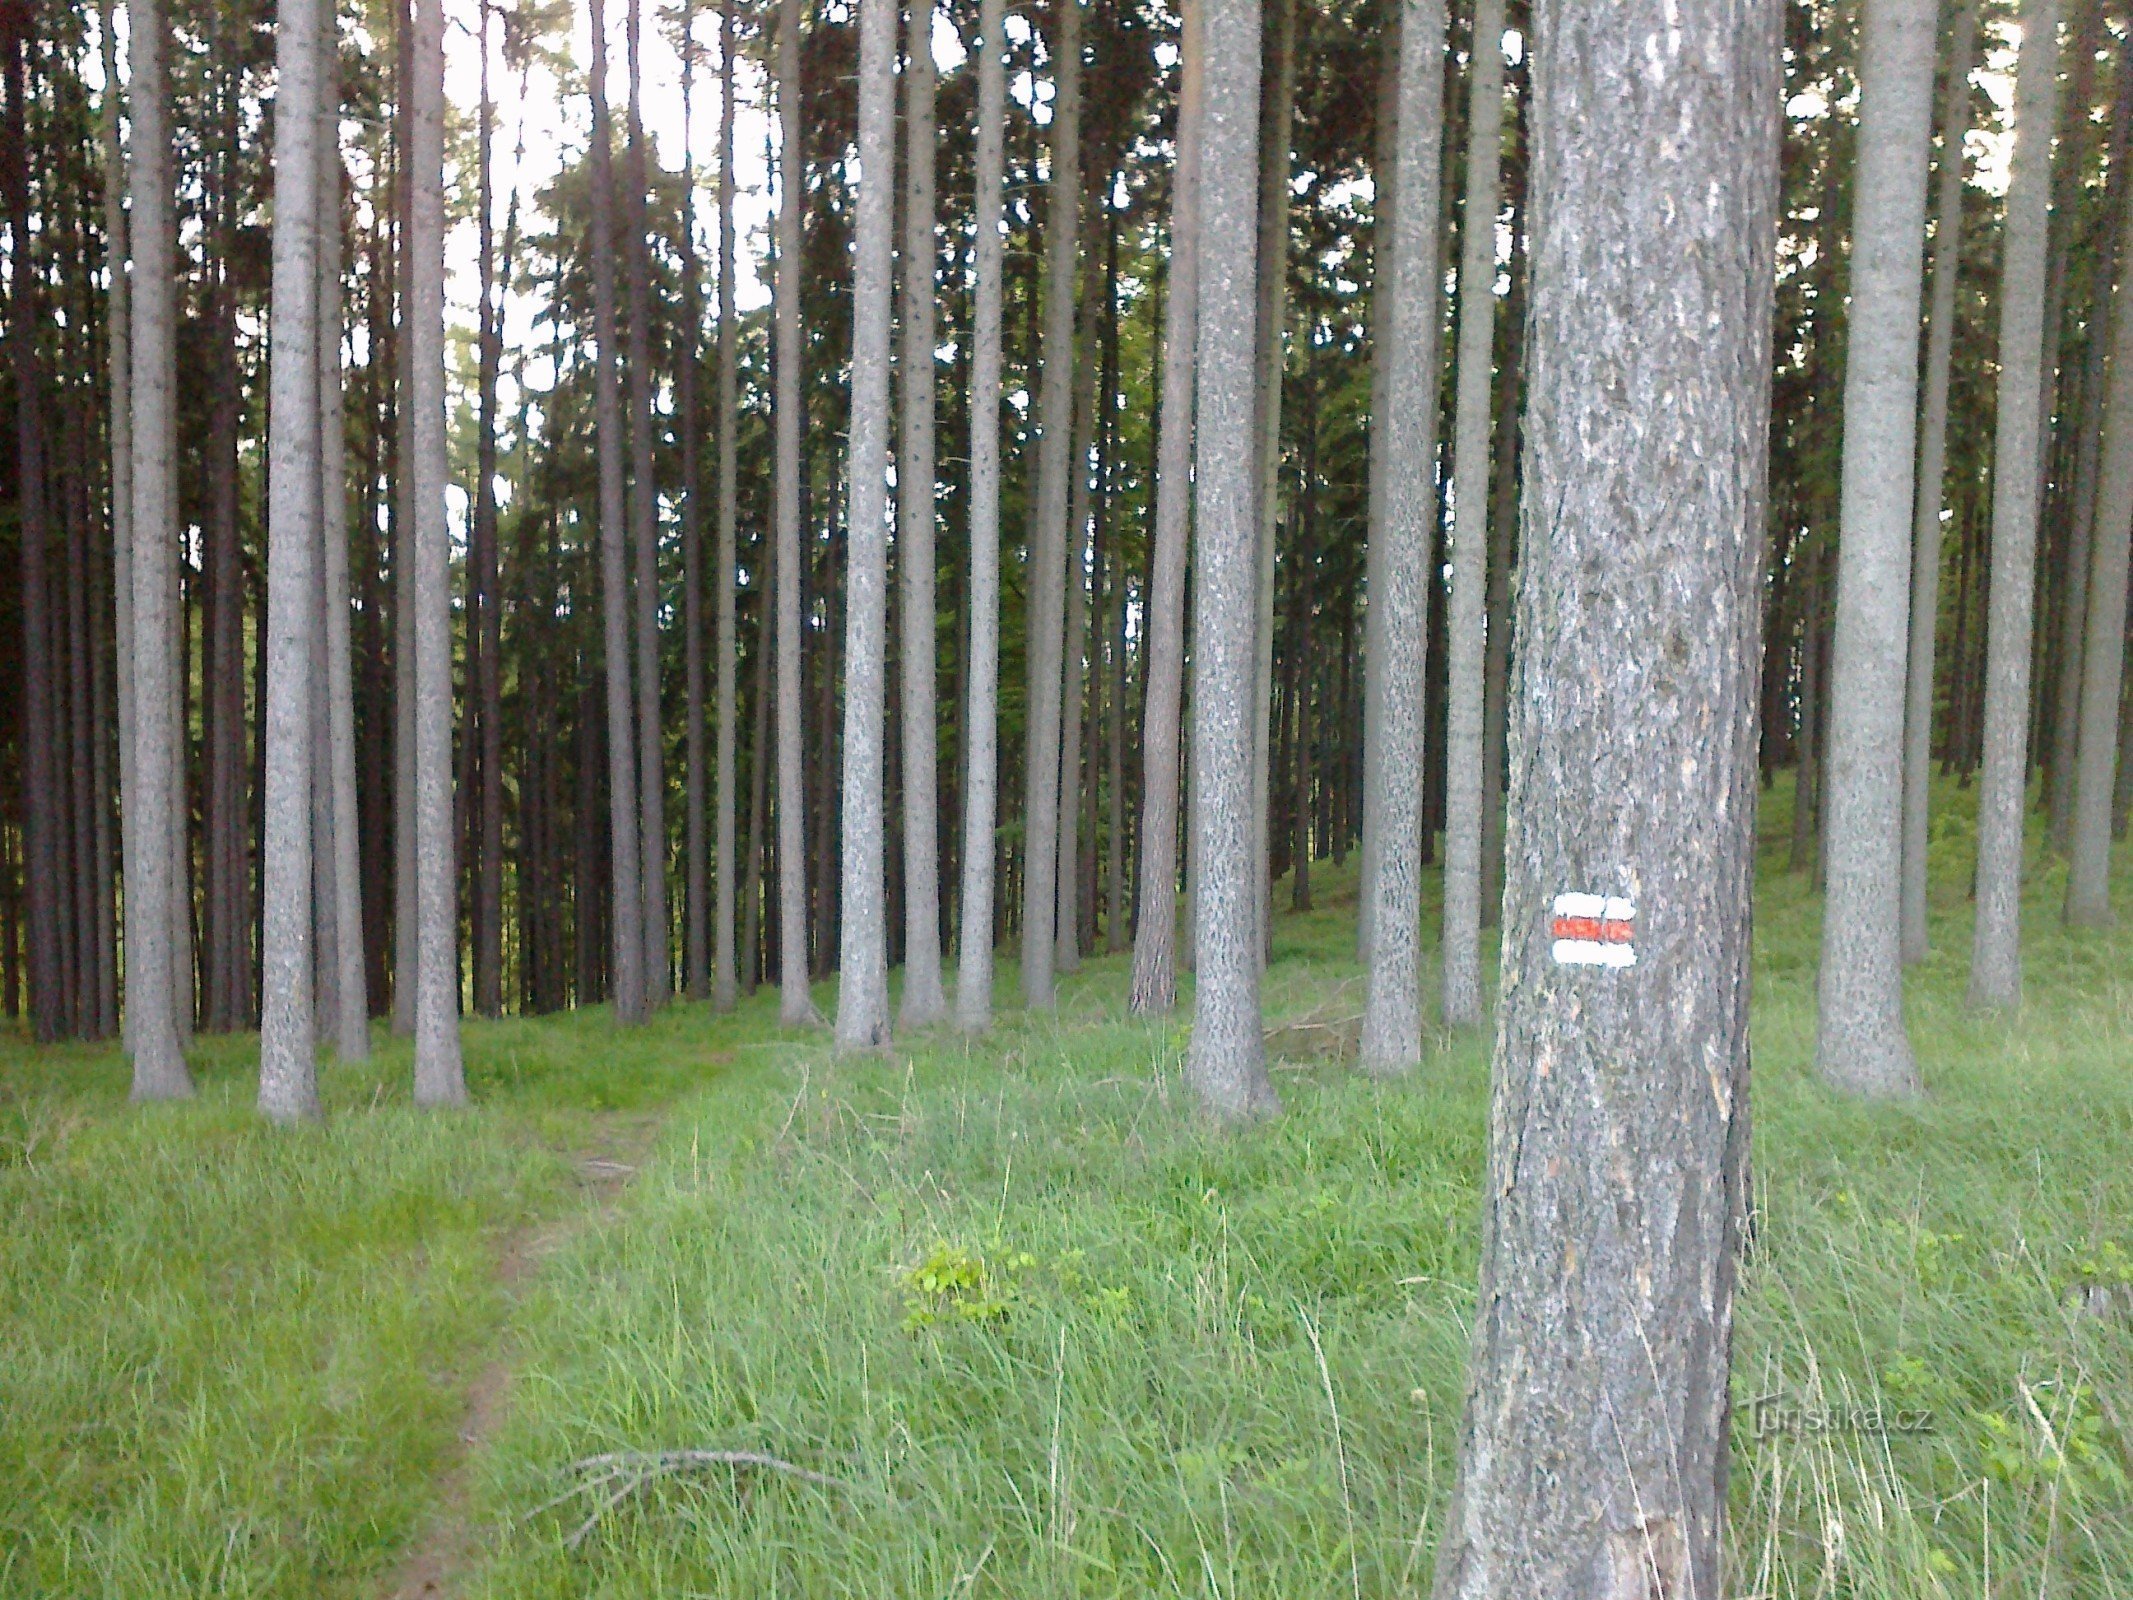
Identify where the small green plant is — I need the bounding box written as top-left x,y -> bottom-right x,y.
900,1243 -> 1033,1329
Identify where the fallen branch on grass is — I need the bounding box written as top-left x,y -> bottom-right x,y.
1262,1013 -> 1364,1067
1265,1016 -> 1362,1038
538,1449 -> 862,1550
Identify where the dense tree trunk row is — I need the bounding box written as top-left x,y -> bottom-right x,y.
1,0 -> 2128,1153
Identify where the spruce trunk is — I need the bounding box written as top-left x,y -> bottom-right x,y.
898,0 -> 947,1025
1441,0 -> 1505,1027
832,0 -> 898,1051
1127,0 -> 1202,1017
1815,0 -> 1936,1097
1357,0 -> 1446,1076
589,0 -> 646,1024
956,0 -> 1009,1031
1185,0 -> 1280,1121
1968,0 -> 2061,1008
1898,0 -> 1979,963
1431,0 -> 1777,1584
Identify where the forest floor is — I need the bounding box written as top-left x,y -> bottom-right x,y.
4,779 -> 2132,1599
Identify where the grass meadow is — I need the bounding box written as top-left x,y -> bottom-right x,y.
3,778 -> 2130,1598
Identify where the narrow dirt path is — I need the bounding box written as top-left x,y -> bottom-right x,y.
379,1111 -> 661,1600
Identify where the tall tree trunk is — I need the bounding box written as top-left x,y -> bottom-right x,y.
2114,612 -> 2133,836
681,1 -> 707,1003
1899,0 -> 1979,963
469,4 -> 504,1018
1020,0 -> 1082,1010
590,0 -> 646,1024
87,420 -> 119,1036
1249,0 -> 1296,961
98,0 -> 137,1048
713,0 -> 742,1008
812,486 -> 840,973
319,40 -> 367,1056
1431,0 -> 1775,1583
624,0 -> 670,1008
1185,0 -> 1280,1120
1789,543 -> 1825,873
118,0 -> 191,1093
1815,0 -> 1935,1098
2065,161 -> 2133,922
260,0 -> 325,1121
1127,0 -> 1201,1016
204,200 -> 241,1032
171,524 -> 192,1044
1479,198 -> 1525,928
1103,212 -> 1128,951
1441,0 -> 1505,1028
2044,30 -> 2128,851
408,0 -> 465,1100
199,33 -> 239,1035
1056,304 -> 1099,976
1356,17 -> 1402,964
898,0 -> 946,1025
743,553 -> 773,991
65,415 -> 98,1036
1968,0 -> 2061,1008
774,0 -> 813,1024
956,0 -> 1009,1031
392,0 -> 417,1035
833,0 -> 897,1050
1288,356 -> 1316,914
1357,0 -> 1446,1077
575,648 -> 605,1003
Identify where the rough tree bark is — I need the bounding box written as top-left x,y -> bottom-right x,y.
742,550 -> 772,993
956,0 -> 1008,1032
898,0 -> 947,1025
1020,0 -> 1082,1010
1441,0 -> 1506,1029
1430,0 -> 1777,1587
115,0 -> 191,1093
1249,0 -> 1296,961
1057,309 -> 1100,976
714,0 -> 742,1007
1479,206 -> 1526,928
409,0 -> 465,1103
681,2 -> 707,1002
1287,360 -> 1316,913
590,0 -> 646,1024
97,0 -> 138,1049
1104,216 -> 1128,953
470,4 -> 505,1018
318,38 -> 368,1058
626,0 -> 670,1008
1968,0 -> 2060,1008
1127,0 -> 1201,1017
1356,18 -> 1401,965
2065,166 -> 2133,923
2043,20 -> 2125,852
1815,0 -> 1935,1099
260,0 -> 324,1121
1184,0 -> 1279,1121
201,40 -> 243,1035
392,0 -> 416,1036
833,0 -> 897,1050
1899,0 -> 1978,964
1356,0 -> 1445,1076
774,0 -> 814,1025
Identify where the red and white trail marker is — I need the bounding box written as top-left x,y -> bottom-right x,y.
1550,892 -> 1636,968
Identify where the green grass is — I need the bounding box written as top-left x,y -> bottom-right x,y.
4,778 -> 2130,1597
